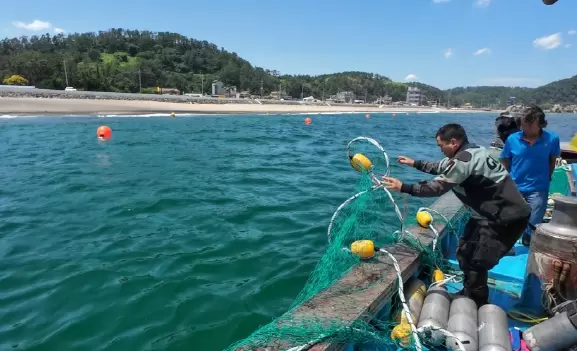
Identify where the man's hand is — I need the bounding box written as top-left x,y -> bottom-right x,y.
397,156 -> 415,167
382,176 -> 403,192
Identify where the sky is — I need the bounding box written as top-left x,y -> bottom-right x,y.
0,0 -> 576,90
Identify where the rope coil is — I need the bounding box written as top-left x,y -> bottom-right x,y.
328,137 -> 404,243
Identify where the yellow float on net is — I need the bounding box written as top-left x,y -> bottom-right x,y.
416,210 -> 433,228
350,153 -> 373,173
350,240 -> 376,259
432,269 -> 445,283
391,323 -> 412,347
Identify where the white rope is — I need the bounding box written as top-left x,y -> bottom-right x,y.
328,137 -> 406,242
285,336 -> 327,351
345,136 -> 391,177
429,274 -> 461,289
378,247 -> 424,351
429,224 -> 440,253
327,187 -> 374,243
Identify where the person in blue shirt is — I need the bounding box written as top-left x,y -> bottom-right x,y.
500,105 -> 561,246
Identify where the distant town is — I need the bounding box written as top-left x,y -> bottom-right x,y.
157,80 -> 505,110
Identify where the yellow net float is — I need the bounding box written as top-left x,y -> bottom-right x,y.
391,323 -> 412,347
350,153 -> 373,173
350,240 -> 376,260
416,210 -> 433,228
432,269 -> 445,283
345,136 -> 391,178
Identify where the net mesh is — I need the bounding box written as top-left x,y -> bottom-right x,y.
549,167 -> 570,196
225,146 -> 570,351
225,152 -> 470,351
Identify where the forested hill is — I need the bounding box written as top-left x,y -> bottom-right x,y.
0,28 -> 575,107
446,75 -> 577,108
0,28 -> 445,102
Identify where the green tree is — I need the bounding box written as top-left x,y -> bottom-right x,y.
3,74 -> 29,85
0,28 -> 576,104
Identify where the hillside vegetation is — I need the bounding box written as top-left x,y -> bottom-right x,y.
447,75 -> 577,108
0,28 -> 576,107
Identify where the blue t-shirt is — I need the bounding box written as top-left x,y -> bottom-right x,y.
500,130 -> 561,192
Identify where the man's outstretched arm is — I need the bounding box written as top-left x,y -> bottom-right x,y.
413,158 -> 449,175
398,152 -> 473,197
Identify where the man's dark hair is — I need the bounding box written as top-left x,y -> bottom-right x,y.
521,104 -> 547,128
436,123 -> 469,144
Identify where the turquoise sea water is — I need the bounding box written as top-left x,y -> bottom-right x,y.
1,112 -> 576,351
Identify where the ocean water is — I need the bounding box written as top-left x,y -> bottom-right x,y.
1,112 -> 576,351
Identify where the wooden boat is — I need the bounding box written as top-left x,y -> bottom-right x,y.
231,140 -> 577,351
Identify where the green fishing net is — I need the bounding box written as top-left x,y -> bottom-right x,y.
225,138 -> 471,351
549,167 -> 570,196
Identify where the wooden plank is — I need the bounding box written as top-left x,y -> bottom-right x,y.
233,192 -> 465,351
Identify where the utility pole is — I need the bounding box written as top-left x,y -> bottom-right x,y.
201,73 -> 204,95
63,59 -> 69,87
138,68 -> 142,93
301,84 -> 304,99
260,79 -> 264,97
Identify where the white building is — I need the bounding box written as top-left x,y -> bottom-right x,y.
406,87 -> 422,105
212,80 -> 224,95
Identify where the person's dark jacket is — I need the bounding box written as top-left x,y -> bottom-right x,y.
400,143 -> 531,224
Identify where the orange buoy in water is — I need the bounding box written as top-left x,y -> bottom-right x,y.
365,114 -> 370,119
97,126 -> 112,139
304,117 -> 312,125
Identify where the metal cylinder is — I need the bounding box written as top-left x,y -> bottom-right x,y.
416,286 -> 451,346
478,304 -> 511,351
521,195 -> 577,314
447,296 -> 478,351
523,301 -> 577,351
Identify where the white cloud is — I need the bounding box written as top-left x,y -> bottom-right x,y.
444,48 -> 453,58
12,20 -> 64,34
474,0 -> 491,8
533,33 -> 562,50
12,20 -> 51,31
565,44 -> 572,48
473,48 -> 491,55
432,0 -> 450,3
479,77 -> 542,87
404,74 -> 418,81
568,29 -> 577,36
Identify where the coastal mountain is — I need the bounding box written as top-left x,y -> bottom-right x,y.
447,75 -> 577,108
0,28 -> 575,107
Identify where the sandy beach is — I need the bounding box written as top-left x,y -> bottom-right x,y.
0,97 -> 492,116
